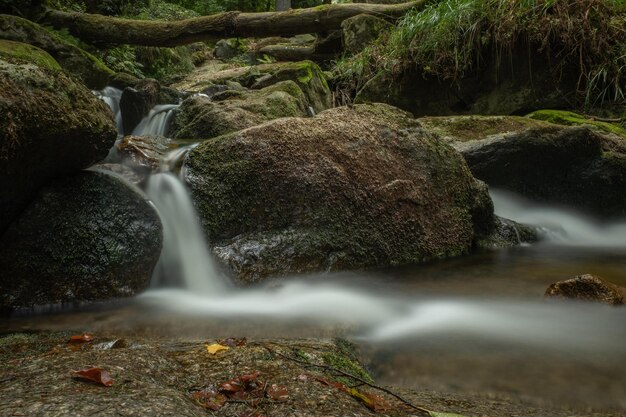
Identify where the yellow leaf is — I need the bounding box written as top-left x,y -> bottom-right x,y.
206,343 -> 229,355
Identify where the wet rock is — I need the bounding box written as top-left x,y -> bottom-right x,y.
0,171 -> 162,311
185,104 -> 496,282
171,80 -> 308,140
477,216 -> 539,249
116,135 -> 173,170
440,118 -> 626,218
545,275 -> 625,305
120,79 -> 160,135
0,55 -> 117,233
341,14 -> 392,54
0,14 -> 113,88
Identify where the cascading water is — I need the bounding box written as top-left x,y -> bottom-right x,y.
146,171 -> 228,294
491,189 -> 626,247
132,104 -> 179,137
93,86 -> 123,135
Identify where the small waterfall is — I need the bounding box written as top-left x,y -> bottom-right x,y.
491,189 -> 626,248
146,171 -> 228,294
132,104 -> 179,137
93,86 -> 123,135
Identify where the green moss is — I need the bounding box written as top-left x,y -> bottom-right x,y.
527,110 -> 626,138
419,115 -> 550,142
322,352 -> 374,385
0,40 -> 61,70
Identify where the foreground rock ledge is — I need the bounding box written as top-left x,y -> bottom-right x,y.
185,104 -> 497,282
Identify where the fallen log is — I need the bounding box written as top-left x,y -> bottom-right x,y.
41,1 -> 428,47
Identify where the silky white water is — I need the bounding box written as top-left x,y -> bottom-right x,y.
93,86 -> 123,135
491,189 -> 626,247
132,104 -> 179,136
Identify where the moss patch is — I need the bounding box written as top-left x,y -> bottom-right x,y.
0,40 -> 61,70
419,115 -> 550,142
527,110 -> 626,138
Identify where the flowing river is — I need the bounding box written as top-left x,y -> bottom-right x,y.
3,89 -> 625,412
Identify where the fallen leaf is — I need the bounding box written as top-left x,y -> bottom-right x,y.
266,384 -> 289,402
347,388 -> 389,412
217,337 -> 247,347
192,388 -> 227,411
68,333 -> 93,343
72,367 -> 113,387
220,371 -> 261,393
206,343 -> 229,355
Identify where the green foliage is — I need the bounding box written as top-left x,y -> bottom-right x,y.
45,0 -> 86,12
337,0 -> 626,108
102,45 -> 144,77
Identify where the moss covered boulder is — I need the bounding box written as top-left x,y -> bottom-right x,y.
527,110 -> 626,138
174,60 -> 331,113
0,55 -> 117,233
422,115 -> 626,218
0,171 -> 162,311
0,14 -> 114,88
184,104 -> 496,282
171,80 -> 308,140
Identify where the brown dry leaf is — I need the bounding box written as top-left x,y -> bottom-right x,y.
192,388 -> 227,411
217,337 -> 247,347
68,333 -> 94,343
206,343 -> 229,355
220,371 -> 261,393
266,384 -> 289,402
72,367 -> 113,387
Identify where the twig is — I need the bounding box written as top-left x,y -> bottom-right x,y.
262,344 -> 430,416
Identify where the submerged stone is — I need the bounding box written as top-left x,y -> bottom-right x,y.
0,171 -> 162,311
545,275 -> 624,305
185,103 -> 497,282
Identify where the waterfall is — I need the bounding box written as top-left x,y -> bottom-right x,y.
93,86 -> 123,135
146,171 -> 228,294
132,104 -> 179,137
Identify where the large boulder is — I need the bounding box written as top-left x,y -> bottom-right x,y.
171,81 -> 309,140
0,14 -> 114,88
422,116 -> 626,218
545,274 -> 624,305
184,104 -> 496,282
0,171 -> 162,311
0,52 -> 117,233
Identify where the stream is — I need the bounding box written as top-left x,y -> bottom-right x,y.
2,88 -> 625,412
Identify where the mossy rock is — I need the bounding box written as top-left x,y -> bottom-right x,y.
171,80 -> 308,140
447,121 -> 626,218
0,39 -> 60,70
0,171 -> 162,311
418,115 -> 550,143
185,104 -> 496,282
527,109 -> 626,138
174,60 -> 331,113
0,14 -> 113,88
0,57 -> 117,233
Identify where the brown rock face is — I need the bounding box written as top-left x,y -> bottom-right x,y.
185,103 -> 497,281
545,274 -> 625,305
